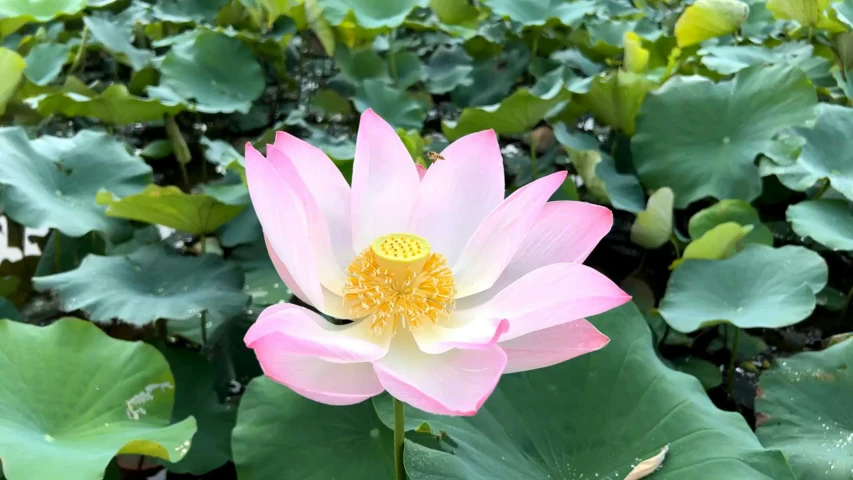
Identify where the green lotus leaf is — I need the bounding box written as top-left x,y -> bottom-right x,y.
760,103 -> 853,201
232,240 -> 293,306
579,69 -> 656,135
152,0 -> 230,23
381,304 -> 795,479
700,42 -> 815,75
231,376 -> 395,479
423,45 -> 473,94
482,0 -> 599,27
0,0 -> 85,35
688,199 -> 774,246
766,0 -> 845,30
553,123 -> 645,212
756,339 -> 853,479
633,64 -> 818,208
0,298 -> 22,322
673,222 -> 753,267
310,88 -> 354,116
672,356 -> 724,390
0,128 -> 152,237
84,15 -> 153,71
430,0 -> 480,25
0,318 -> 197,480
153,31 -> 265,114
97,185 -> 244,235
158,346 -> 236,475
0,0 -> 85,21
659,245 -> 828,332
24,83 -> 186,125
787,199 -> 853,251
33,244 -> 249,328
23,42 -> 70,86
674,0 -> 750,47
443,73 -> 570,141
0,48 -> 24,114
450,47 -> 529,107
631,187 -> 674,249
318,0 -> 428,28
354,79 -> 426,130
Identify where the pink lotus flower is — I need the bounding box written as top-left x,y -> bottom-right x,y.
243,110 -> 630,416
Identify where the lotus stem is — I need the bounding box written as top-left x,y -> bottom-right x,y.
393,398 -> 406,480
165,115 -> 192,189
727,326 -> 740,395
68,26 -> 89,76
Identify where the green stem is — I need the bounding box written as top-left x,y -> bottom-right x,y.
669,236 -> 682,258
388,31 -> 398,87
813,178 -> 831,199
727,326 -> 741,395
165,115 -> 191,189
393,398 -> 406,480
199,233 -> 207,255
53,229 -> 61,273
531,34 -> 540,58
68,26 -> 89,76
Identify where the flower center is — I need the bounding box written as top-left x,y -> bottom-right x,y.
343,233 -> 456,335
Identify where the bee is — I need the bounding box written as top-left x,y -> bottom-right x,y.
427,151 -> 445,162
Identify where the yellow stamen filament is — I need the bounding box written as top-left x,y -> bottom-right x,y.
343,233 -> 456,335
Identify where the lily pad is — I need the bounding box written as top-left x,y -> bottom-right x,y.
159,347 -> 236,475
674,0 -> 750,47
33,244 -> 249,328
25,83 -> 186,125
688,199 -> 774,245
482,0 -> 599,27
674,222 -> 753,267
0,318 -> 197,480
659,245 -> 828,332
0,128 -> 152,237
0,48 -> 24,114
766,0 -> 844,30
699,42 -> 814,75
579,69 -> 656,135
442,74 -> 570,141
84,15 -> 153,70
0,0 -> 85,21
672,356 -> 723,390
760,103 -> 853,201
787,199 -> 853,251
553,124 -> 645,212
353,79 -> 426,130
23,42 -> 70,86
386,304 -> 796,479
319,0 -> 428,28
423,45 -> 474,94
231,376 -> 395,479
231,240 -> 293,306
631,187 -> 674,249
153,31 -> 264,114
633,64 -> 818,207
97,185 -> 245,235
756,339 -> 853,479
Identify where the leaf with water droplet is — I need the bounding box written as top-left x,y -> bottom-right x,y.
0,318 -> 196,479
757,338 -> 853,479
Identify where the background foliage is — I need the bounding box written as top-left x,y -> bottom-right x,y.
1,0 -> 852,478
